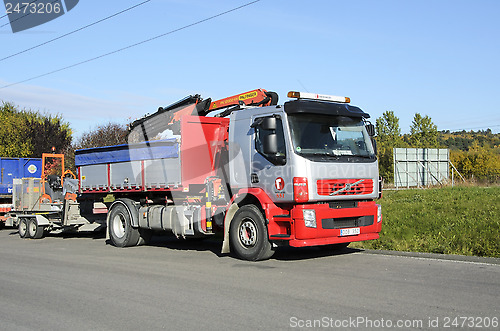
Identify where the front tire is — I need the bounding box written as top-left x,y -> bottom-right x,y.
229,205 -> 274,261
108,202 -> 140,247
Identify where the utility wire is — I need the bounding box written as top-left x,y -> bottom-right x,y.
0,0 -> 261,89
0,0 -> 38,21
0,0 -> 152,62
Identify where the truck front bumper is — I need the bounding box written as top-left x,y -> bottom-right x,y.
270,200 -> 382,247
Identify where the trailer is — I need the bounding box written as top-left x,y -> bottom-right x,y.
12,89 -> 383,261
0,157 -> 42,228
5,153 -> 107,237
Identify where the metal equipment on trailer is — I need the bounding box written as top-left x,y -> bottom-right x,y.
5,153 -> 107,237
0,157 -> 42,228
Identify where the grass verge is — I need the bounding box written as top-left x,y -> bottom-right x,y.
350,186 -> 500,258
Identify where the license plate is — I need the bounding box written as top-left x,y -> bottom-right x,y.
340,227 -> 360,236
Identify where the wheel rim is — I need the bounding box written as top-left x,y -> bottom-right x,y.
112,213 -> 126,238
19,220 -> 27,236
239,218 -> 257,247
29,221 -> 37,236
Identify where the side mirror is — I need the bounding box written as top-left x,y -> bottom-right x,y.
366,123 -> 375,137
371,137 -> 378,155
263,133 -> 278,155
262,117 -> 276,130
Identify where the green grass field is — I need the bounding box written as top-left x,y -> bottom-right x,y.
350,186 -> 500,258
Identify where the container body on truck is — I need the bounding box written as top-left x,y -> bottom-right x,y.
72,89 -> 382,260
0,157 -> 42,228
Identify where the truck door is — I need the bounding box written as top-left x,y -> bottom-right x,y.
251,115 -> 291,202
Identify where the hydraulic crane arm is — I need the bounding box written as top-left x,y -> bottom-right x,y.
208,88 -> 278,112
128,89 -> 278,141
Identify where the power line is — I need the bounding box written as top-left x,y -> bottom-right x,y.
0,0 -> 261,89
0,0 -> 152,62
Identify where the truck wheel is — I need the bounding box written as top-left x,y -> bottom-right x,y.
229,205 -> 274,261
28,218 -> 45,239
18,219 -> 28,238
108,203 -> 140,247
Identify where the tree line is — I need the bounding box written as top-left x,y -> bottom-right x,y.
1,101 -> 499,183
376,111 -> 500,183
0,102 -> 128,171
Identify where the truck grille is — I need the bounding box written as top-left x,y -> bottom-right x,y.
317,179 -> 373,196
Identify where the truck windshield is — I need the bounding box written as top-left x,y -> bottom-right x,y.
288,114 -> 375,161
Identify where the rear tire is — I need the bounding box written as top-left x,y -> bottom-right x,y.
18,219 -> 28,238
229,205 -> 274,261
108,202 -> 140,247
28,218 -> 45,239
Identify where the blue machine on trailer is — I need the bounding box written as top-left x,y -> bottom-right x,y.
0,157 -> 42,197
0,157 -> 42,227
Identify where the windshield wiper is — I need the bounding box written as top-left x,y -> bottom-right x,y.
349,154 -> 375,159
300,152 -> 340,159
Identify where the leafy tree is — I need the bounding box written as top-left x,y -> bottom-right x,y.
375,111 -> 406,182
25,110 -> 72,157
408,113 -> 438,148
74,122 -> 128,150
0,102 -> 32,157
68,122 -> 128,171
451,142 -> 500,182
376,110 -> 401,139
0,102 -> 72,158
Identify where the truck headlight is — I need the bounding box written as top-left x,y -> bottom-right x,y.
377,204 -> 382,223
303,209 -> 317,228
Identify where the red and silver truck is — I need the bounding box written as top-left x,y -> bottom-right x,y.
8,89 -> 382,260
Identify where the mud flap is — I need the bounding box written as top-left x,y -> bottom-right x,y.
221,203 -> 239,254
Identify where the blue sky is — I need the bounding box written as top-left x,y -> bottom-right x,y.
1,0 -> 499,138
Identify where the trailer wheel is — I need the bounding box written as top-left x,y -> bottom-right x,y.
108,203 -> 140,247
28,218 -> 45,239
229,205 -> 274,261
18,219 -> 28,238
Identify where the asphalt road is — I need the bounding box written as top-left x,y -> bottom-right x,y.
0,228 -> 499,331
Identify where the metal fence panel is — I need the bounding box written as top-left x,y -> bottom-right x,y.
394,148 -> 449,188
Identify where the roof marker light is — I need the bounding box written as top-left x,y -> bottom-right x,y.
287,91 -> 350,103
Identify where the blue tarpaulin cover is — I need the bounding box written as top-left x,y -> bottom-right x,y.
75,139 -> 179,166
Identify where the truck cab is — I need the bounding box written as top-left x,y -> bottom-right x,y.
225,92 -> 382,257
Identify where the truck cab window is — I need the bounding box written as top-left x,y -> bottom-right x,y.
255,117 -> 287,165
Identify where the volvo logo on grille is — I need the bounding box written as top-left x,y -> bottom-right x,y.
329,179 -> 365,196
